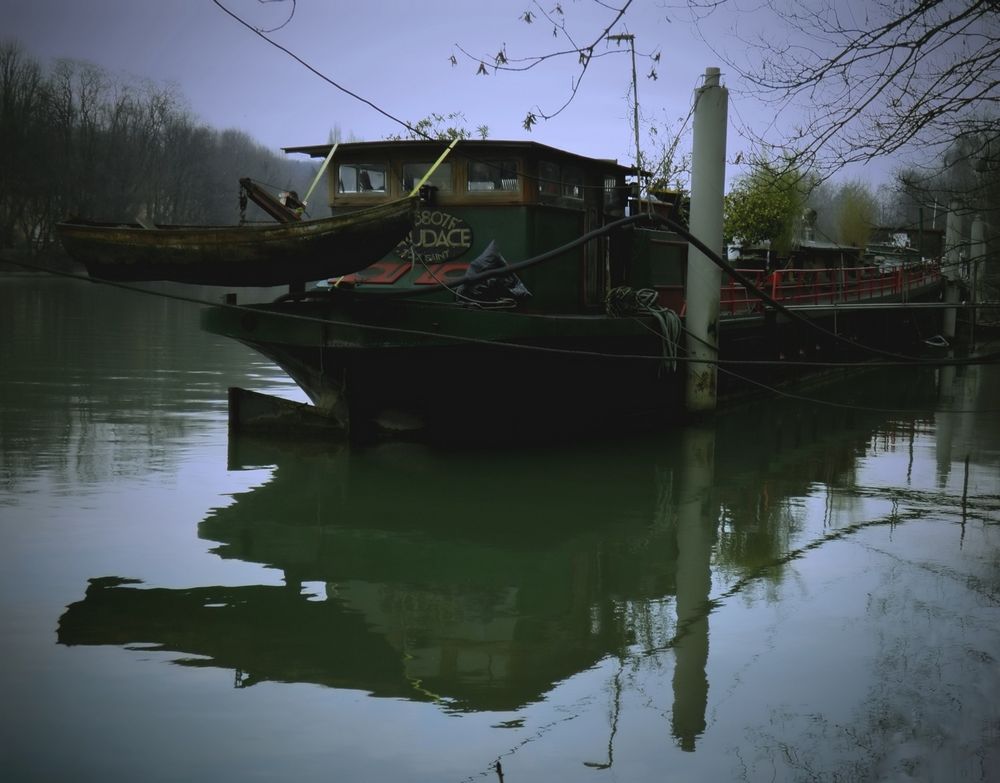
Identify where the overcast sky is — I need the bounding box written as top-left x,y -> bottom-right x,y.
7,0 -> 897,185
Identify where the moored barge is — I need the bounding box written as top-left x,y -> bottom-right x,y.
200,138 -> 945,442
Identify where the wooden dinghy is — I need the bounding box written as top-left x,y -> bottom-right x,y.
55,196 -> 418,286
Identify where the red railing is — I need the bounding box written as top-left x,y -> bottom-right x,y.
662,262 -> 942,317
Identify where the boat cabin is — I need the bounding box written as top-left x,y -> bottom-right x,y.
285,139 -> 685,311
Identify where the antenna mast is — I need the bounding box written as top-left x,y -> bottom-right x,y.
607,33 -> 641,201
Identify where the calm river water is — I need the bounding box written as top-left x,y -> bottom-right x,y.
2,274 -> 998,782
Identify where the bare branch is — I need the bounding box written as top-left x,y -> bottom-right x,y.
687,0 -> 1000,175
253,0 -> 296,33
455,0 -> 647,124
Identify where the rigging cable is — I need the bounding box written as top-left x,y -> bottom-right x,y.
4,255 -> 999,418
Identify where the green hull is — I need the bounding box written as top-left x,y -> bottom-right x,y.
202,274 -> 944,442
204,296 -> 682,441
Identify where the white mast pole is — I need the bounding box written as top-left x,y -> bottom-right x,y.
685,67 -> 728,412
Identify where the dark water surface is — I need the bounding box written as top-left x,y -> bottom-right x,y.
2,276 -> 998,782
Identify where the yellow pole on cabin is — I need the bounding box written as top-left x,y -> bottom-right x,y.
302,143 -> 338,207
410,138 -> 460,197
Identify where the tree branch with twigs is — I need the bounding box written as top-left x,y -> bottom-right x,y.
683,0 -> 999,178
452,0 -> 665,130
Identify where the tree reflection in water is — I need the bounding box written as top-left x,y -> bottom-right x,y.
58,362 -> 985,771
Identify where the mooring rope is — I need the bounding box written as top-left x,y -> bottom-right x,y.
605,286 -> 682,371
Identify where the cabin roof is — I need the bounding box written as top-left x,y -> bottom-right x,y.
737,239 -> 863,254
871,224 -> 945,236
798,240 -> 863,252
284,139 -> 636,176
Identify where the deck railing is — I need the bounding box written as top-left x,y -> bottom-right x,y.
659,262 -> 942,317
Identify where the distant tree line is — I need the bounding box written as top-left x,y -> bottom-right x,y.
0,40 -> 316,256
723,138 -> 999,265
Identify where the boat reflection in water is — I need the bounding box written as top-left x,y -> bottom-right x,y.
56,367 -> 941,753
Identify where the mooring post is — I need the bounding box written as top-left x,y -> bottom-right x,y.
685,67 -> 728,412
942,199 -> 962,341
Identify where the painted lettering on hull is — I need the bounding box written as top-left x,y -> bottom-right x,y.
396,210 -> 473,263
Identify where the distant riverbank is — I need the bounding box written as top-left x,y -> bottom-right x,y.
0,249 -> 84,277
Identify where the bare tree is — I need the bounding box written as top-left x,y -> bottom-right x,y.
861,128 -> 998,263
686,0 -> 999,177
0,39 -> 318,255
0,41 -> 46,249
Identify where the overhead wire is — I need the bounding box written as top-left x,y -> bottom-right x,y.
211,0 -> 421,138
212,0 -> 646,194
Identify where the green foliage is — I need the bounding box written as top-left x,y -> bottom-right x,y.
835,181 -> 878,247
807,179 -> 879,246
388,111 -> 488,141
724,152 -> 813,256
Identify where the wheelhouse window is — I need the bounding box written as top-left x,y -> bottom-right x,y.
538,160 -> 561,197
467,160 -> 520,192
562,167 -> 583,200
338,163 -> 387,193
604,174 -> 626,209
538,160 -> 584,203
401,162 -> 453,193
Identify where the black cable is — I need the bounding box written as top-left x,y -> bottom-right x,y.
12,253 -> 1000,375
211,0 -> 422,137
7,254 -> 1000,423
315,210 -> 997,369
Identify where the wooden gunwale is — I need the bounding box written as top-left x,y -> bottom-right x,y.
56,196 -> 418,286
